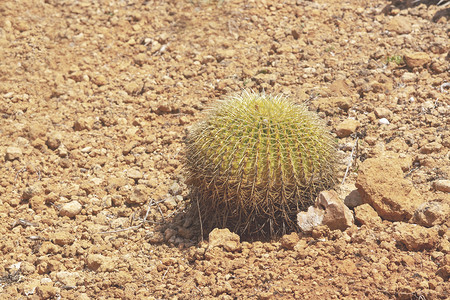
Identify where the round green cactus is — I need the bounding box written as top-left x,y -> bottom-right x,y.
185,90 -> 337,236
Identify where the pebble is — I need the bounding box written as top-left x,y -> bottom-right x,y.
392,222 -> 439,251
280,232 -> 300,250
127,168 -> 143,180
127,184 -> 149,205
5,146 -> 22,161
374,107 -> 392,119
59,201 -> 82,218
208,228 -> 241,252
335,119 -> 360,138
404,52 -> 431,68
298,190 -> 353,232
411,200 -> 450,227
385,16 -> 412,34
85,254 -> 115,272
354,203 -> 381,227
433,180 -> 450,193
46,132 -> 62,150
401,72 -> 416,82
74,117 -> 94,131
378,118 -> 390,125
420,142 -> 443,154
317,190 -> 354,231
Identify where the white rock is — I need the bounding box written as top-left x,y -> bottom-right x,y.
379,118 -> 390,125
297,206 -> 324,232
59,201 -> 82,218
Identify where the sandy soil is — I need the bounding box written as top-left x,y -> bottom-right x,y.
0,0 -> 449,299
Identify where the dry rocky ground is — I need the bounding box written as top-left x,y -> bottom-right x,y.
0,0 -> 449,299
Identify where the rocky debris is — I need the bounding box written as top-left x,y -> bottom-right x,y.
385,16 -> 412,34
208,228 -> 241,252
411,200 -> 450,227
298,190 -> 353,232
354,203 -> 382,227
433,180 -> 450,193
59,201 -> 82,218
335,119 -> 360,138
420,142 -> 443,154
392,222 -> 439,251
356,156 -> 424,221
315,97 -> 352,115
404,52 -> 431,68
5,146 -> 22,161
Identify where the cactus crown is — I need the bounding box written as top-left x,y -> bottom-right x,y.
186,90 -> 337,237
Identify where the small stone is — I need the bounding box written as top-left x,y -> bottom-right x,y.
22,184 -> 43,200
344,189 -> 363,208
55,271 -> 80,286
356,156 -> 424,221
164,196 -> 178,210
46,132 -> 63,150
433,180 -> 450,193
378,118 -> 390,125
401,72 -> 417,82
385,16 -> 412,34
36,285 -> 60,299
127,184 -> 149,205
436,266 -> 450,281
393,222 -> 439,251
317,190 -> 354,231
374,107 -> 392,119
59,201 -> 82,218
404,52 -> 431,68
208,228 -> 241,252
74,117 -> 94,131
127,168 -> 143,180
124,82 -> 141,95
91,73 -> 108,86
354,203 -> 382,227
420,142 -> 442,154
297,206 -> 324,232
280,232 -> 300,250
336,119 -> 360,138
5,146 -> 22,161
86,254 -> 115,272
52,231 -> 75,246
411,200 -> 450,227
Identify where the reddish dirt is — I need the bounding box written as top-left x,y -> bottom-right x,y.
0,0 -> 449,299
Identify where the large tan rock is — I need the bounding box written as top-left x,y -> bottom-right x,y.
356,156 -> 424,221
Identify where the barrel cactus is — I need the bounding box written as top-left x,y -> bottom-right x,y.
185,90 -> 337,237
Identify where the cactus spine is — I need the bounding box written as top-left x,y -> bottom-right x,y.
186,91 -> 337,236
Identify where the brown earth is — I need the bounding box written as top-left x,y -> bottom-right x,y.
0,0 -> 449,299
